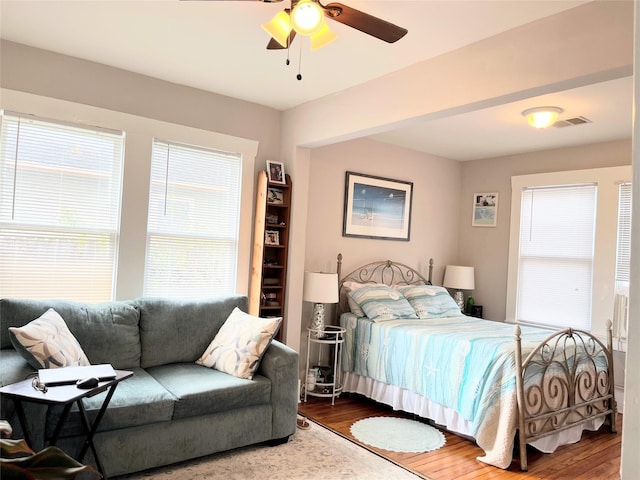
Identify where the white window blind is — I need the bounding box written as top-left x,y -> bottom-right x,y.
144,140 -> 241,298
615,183 -> 632,283
613,182 -> 632,340
0,113 -> 124,301
516,184 -> 597,330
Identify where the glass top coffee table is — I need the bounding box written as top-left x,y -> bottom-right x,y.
0,369 -> 133,479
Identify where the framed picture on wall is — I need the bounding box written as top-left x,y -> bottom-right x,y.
472,192 -> 499,227
342,171 -> 413,241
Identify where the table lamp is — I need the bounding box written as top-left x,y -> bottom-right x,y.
303,272 -> 339,338
443,265 -> 475,312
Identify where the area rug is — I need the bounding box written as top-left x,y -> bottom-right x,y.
350,417 -> 446,453
113,420 -> 424,480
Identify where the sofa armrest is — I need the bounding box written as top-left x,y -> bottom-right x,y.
257,340 -> 298,439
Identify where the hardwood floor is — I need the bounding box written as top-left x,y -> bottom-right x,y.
298,394 -> 621,480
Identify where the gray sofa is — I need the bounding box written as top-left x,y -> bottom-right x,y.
0,295 -> 299,477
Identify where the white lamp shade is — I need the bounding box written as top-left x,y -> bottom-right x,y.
443,265 -> 475,290
303,272 -> 339,303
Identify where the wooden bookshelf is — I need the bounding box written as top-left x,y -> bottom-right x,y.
249,171 -> 291,341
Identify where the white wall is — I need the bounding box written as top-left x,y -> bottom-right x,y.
620,2 -> 640,476
299,138 -> 462,363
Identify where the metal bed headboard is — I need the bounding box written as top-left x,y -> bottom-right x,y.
336,253 -> 433,316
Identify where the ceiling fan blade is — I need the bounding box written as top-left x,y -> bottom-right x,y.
182,0 -> 284,2
323,3 -> 407,43
266,30 -> 296,49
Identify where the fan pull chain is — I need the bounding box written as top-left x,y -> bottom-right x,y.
297,44 -> 302,81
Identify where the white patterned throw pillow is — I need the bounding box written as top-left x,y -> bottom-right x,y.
348,284 -> 418,321
399,285 -> 462,318
8,308 -> 90,369
196,308 -> 281,380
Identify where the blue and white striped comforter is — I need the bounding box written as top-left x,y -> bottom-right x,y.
340,313 -> 555,468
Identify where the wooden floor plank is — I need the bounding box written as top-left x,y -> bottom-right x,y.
298,393 -> 621,480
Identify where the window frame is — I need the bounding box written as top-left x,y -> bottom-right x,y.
1,89 -> 258,301
0,111 -> 125,302
143,139 -> 243,298
506,165 -> 632,342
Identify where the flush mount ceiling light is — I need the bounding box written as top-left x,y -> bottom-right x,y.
522,106 -> 564,129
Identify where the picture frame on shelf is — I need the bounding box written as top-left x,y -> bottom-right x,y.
472,192 -> 499,227
342,171 -> 413,241
266,213 -> 279,225
265,230 -> 280,245
266,160 -> 285,184
267,187 -> 284,204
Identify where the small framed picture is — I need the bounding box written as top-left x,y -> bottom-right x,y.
472,192 -> 499,227
266,213 -> 279,225
267,187 -> 284,205
266,160 -> 285,184
265,230 -> 280,245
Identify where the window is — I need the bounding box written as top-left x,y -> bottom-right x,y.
516,184 -> 597,330
0,113 -> 124,302
613,182 -> 632,339
143,140 -> 242,298
507,166 -> 632,341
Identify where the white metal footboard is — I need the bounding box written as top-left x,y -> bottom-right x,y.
514,322 -> 617,471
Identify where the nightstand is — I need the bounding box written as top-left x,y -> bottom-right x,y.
303,325 -> 345,405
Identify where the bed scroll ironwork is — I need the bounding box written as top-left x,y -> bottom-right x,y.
336,254 -> 433,316
514,322 -> 617,471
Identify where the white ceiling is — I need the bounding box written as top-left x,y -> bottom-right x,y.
0,0 -> 633,161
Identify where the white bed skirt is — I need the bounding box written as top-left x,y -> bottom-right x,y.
342,372 -> 604,456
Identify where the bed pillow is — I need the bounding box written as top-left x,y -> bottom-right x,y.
342,281 -> 369,316
196,307 -> 281,380
348,284 -> 418,321
8,308 -> 91,369
398,285 -> 462,319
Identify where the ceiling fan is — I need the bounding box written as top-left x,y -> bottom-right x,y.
255,0 -> 408,50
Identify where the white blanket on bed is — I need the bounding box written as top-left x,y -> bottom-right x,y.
340,313 -> 603,469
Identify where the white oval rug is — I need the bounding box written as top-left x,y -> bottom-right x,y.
350,416 -> 446,453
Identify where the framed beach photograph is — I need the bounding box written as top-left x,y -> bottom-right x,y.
343,171 -> 413,241
472,192 -> 499,227
266,160 -> 285,184
265,230 -> 280,245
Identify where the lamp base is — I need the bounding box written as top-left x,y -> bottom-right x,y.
453,290 -> 465,312
310,303 -> 326,338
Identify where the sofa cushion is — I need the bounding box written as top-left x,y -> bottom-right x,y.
0,299 -> 141,369
147,363 -> 271,420
135,296 -> 248,368
45,367 -> 176,438
196,308 -> 281,379
9,309 -> 90,369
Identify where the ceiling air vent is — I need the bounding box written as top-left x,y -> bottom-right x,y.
552,116 -> 592,128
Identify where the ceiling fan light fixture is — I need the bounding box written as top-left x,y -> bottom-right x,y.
261,10 -> 292,48
310,22 -> 337,50
291,0 -> 324,36
522,106 -> 563,129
